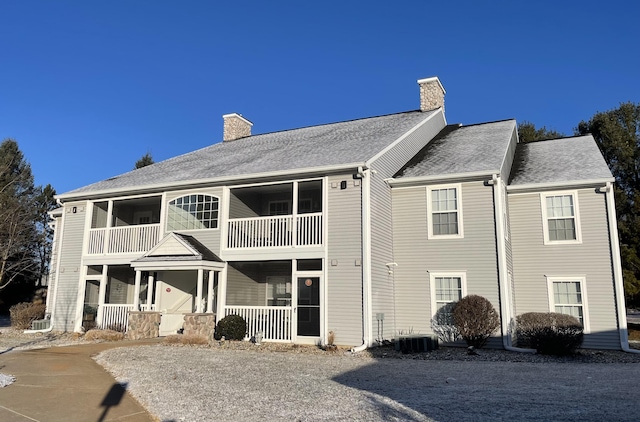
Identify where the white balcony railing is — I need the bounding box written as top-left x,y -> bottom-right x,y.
225,306 -> 292,342
87,224 -> 161,255
99,304 -> 134,331
227,213 -> 322,249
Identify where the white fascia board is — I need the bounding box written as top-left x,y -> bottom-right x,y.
366,109 -> 445,168
507,178 -> 615,193
132,260 -> 225,271
498,123 -> 518,177
222,113 -> 253,126
388,170 -> 497,188
56,163 -> 364,202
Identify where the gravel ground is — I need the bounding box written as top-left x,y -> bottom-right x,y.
96,342 -> 640,422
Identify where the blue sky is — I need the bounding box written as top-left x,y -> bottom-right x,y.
2,1 -> 638,194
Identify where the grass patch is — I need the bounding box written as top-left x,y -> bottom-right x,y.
84,329 -> 125,341
164,334 -> 209,345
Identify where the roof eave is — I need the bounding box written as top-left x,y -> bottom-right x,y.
56,162 -> 366,202
507,178 -> 615,193
388,170 -> 499,188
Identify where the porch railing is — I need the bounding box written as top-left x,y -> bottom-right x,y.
227,213 -> 322,249
99,304 -> 134,331
87,224 -> 161,255
225,306 -> 292,342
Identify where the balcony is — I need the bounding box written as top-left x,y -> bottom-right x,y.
227,213 -> 322,249
88,224 -> 161,255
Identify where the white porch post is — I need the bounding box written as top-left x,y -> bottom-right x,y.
207,270 -> 215,314
104,200 -> 113,254
96,265 -> 108,327
292,181 -> 298,247
216,264 -> 227,319
133,270 -> 142,310
146,272 -> 155,310
196,268 -> 204,313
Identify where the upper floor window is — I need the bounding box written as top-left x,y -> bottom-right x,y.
547,277 -> 589,332
427,184 -> 463,239
167,194 -> 219,231
541,192 -> 581,244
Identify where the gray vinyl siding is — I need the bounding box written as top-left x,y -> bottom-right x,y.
509,189 -> 619,349
225,264 -> 265,306
326,174 -> 363,346
392,181 -> 501,341
53,202 -> 87,331
368,110 -> 446,342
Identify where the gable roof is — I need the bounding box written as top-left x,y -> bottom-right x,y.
394,119 -> 516,180
509,135 -> 613,186
60,110 -> 438,199
133,232 -> 223,263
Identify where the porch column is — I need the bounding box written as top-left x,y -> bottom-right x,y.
96,265 -> 108,327
196,269 -> 204,313
146,272 -> 155,311
207,270 -> 215,314
216,264 -> 227,319
292,181 -> 298,247
104,200 -> 113,254
133,270 -> 142,310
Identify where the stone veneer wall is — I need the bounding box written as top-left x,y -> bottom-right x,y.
127,311 -> 161,340
223,114 -> 252,141
183,313 -> 216,338
418,78 -> 445,112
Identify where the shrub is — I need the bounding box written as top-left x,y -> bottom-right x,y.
516,312 -> 583,355
214,314 -> 247,341
452,295 -> 500,348
84,329 -> 125,341
9,302 -> 46,329
431,302 -> 461,343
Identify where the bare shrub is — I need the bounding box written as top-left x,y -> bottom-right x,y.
105,323 -> 126,333
9,302 -> 46,329
164,334 -> 209,345
452,295 -> 500,348
431,302 -> 461,343
84,329 -> 125,342
516,312 -> 583,355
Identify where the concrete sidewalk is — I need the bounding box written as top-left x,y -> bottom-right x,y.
0,340 -> 160,422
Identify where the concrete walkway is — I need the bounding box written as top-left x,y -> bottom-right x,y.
0,340 -> 160,422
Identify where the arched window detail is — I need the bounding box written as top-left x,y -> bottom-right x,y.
167,194 -> 219,231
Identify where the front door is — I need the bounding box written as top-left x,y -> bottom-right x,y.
296,275 -> 321,338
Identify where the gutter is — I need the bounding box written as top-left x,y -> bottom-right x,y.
602,182 -> 640,354
507,178 -> 615,194
489,174 -> 535,353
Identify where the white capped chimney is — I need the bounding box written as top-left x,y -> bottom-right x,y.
223,113 -> 253,142
417,76 -> 445,112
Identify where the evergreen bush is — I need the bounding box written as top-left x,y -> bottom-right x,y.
214,314 -> 247,340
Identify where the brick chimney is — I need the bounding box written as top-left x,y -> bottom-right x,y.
417,77 -> 445,112
223,113 -> 252,142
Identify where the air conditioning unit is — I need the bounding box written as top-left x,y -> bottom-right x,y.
31,319 -> 51,330
395,335 -> 439,353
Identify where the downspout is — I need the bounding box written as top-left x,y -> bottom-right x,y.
352,166 -> 372,353
602,182 -> 640,353
489,174 -> 535,353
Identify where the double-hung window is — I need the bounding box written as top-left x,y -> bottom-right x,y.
427,184 -> 463,239
430,272 -> 466,323
541,192 -> 581,244
547,277 -> 589,332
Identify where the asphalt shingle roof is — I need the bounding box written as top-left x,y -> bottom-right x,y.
509,135 -> 613,185
64,110 -> 436,196
395,119 -> 516,178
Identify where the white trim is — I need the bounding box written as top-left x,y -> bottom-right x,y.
222,113 -> 253,126
366,109 -> 444,167
322,178 -> 329,346
492,175 -> 512,345
429,272 -> 467,317
362,169 -> 373,346
507,178 -> 615,193
426,183 -> 464,239
540,190 -> 582,245
388,170 -> 496,188
416,76 -> 446,94
546,276 -> 590,333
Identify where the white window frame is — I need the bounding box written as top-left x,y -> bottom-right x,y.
265,276 -> 292,307
546,276 -> 590,333
426,184 -> 464,239
429,272 -> 467,317
165,193 -> 220,232
540,191 -> 582,245
268,200 -> 291,216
